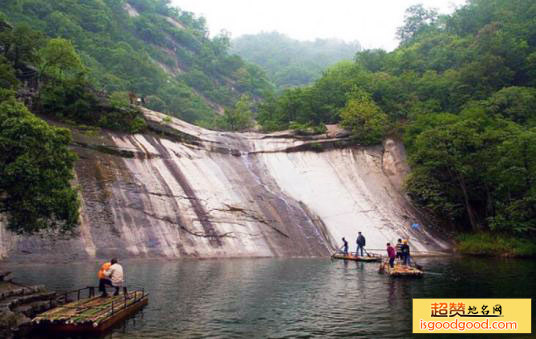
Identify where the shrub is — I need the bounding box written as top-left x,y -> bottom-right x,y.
129,116 -> 147,133
340,92 -> 389,145
289,122 -> 327,135
457,233 -> 536,258
109,91 -> 130,109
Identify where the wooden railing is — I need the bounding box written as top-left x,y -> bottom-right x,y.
110,288 -> 146,316
54,286 -> 146,316
55,286 -> 95,305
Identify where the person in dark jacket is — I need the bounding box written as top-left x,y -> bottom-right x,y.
386,243 -> 396,268
341,237 -> 349,256
401,240 -> 410,266
395,238 -> 403,260
356,232 -> 366,257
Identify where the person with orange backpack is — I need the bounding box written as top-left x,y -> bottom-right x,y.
98,258 -> 124,297
98,260 -> 112,297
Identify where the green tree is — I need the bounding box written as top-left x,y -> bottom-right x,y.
38,38 -> 85,79
340,90 -> 389,145
396,4 -> 439,44
486,87 -> 536,126
221,94 -> 254,131
355,49 -> 388,72
405,111 -> 513,232
109,91 -> 130,109
0,55 -> 18,89
0,96 -> 79,234
406,115 -> 481,230
487,128 -> 536,233
0,23 -> 44,68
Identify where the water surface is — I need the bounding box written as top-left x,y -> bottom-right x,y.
5,257 -> 535,338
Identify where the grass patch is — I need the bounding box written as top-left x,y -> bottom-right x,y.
456,233 -> 536,258
77,124 -> 101,137
289,122 -> 327,136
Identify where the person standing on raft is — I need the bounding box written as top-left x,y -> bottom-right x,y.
386,243 -> 396,268
356,232 -> 366,257
99,258 -> 124,297
395,239 -> 403,261
341,237 -> 349,256
401,240 -> 411,266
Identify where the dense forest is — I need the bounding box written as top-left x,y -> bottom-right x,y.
257,0 -> 536,254
232,32 -> 361,89
1,0 -> 273,123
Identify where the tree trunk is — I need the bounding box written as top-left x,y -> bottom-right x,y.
484,183 -> 494,219
457,173 -> 481,231
522,140 -> 532,188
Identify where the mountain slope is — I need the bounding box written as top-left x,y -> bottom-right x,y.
232,32 -> 361,89
0,0 -> 272,122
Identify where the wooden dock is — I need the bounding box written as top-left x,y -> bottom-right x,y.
32,287 -> 148,334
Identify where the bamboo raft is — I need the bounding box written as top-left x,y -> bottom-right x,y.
32,287 -> 148,334
332,252 -> 382,262
378,261 -> 424,278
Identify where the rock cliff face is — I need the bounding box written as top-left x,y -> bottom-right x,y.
0,109 -> 449,261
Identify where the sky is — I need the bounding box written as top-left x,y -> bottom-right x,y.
171,0 -> 467,51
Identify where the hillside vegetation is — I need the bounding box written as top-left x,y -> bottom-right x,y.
0,22 -> 80,233
232,32 -> 360,89
1,0 -> 273,122
258,0 -> 536,249
0,13 -> 149,233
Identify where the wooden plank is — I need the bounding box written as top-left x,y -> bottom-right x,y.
332,254 -> 381,262
39,297 -> 148,334
33,292 -> 148,334
34,291 -> 147,325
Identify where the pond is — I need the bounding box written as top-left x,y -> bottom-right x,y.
5,256 -> 535,338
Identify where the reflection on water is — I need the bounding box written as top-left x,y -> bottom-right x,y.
5,257 -> 535,338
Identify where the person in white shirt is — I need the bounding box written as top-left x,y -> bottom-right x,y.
104,258 -> 124,296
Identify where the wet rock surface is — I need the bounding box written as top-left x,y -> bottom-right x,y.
0,109 -> 449,261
